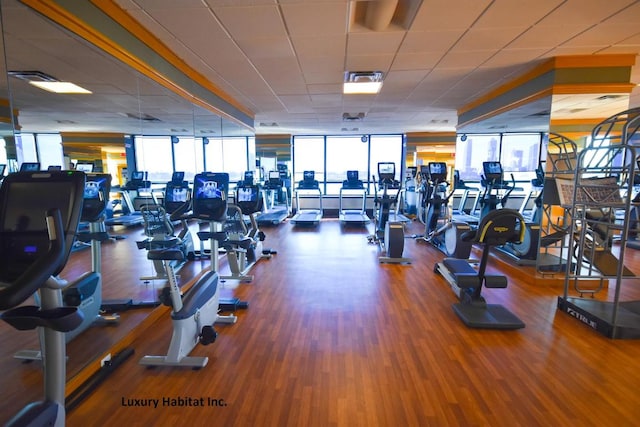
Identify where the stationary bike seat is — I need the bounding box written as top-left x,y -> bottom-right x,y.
147,248 -> 185,261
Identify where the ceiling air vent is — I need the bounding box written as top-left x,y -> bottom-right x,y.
596,95 -> 624,101
8,70 -> 58,82
343,112 -> 365,122
120,112 -> 161,122
528,110 -> 550,117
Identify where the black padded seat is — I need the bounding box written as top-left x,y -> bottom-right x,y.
147,248 -> 185,261
136,236 -> 180,250
225,237 -> 253,250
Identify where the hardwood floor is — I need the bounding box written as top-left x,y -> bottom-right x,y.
3,217 -> 640,426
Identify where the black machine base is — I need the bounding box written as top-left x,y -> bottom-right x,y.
219,297 -> 249,312
557,296 -> 640,339
452,302 -> 525,330
101,299 -> 160,313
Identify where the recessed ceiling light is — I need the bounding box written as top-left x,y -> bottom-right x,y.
29,81 -> 92,94
343,71 -> 383,94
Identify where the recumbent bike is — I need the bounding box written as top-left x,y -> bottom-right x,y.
434,208 -> 526,329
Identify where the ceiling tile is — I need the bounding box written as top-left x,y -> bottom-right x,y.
410,0 -> 492,31
213,5 -> 288,39
280,2 -> 348,36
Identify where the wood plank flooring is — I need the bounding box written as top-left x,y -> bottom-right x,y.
2,217 -> 640,426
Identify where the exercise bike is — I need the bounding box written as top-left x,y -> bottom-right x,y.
137,172 -> 195,281
0,170 -> 86,426
139,172 -> 232,369
368,162 -> 410,264
434,208 -> 526,330
221,175 -> 275,282
15,173 -> 121,362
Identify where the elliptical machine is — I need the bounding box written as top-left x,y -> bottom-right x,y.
368,162 -> 410,264
495,165 -> 545,264
0,170 -> 86,426
139,172 -> 231,369
477,161 -> 516,220
418,162 -> 473,259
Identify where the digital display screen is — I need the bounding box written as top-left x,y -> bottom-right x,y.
484,162 -> 503,177
167,187 -> 188,203
2,181 -> 74,232
171,171 -> 185,183
378,163 -> 394,175
19,162 -> 40,172
194,176 -> 226,200
84,178 -> 106,200
303,171 -> 315,181
131,171 -> 145,181
347,170 -> 358,181
429,162 -> 446,176
76,163 -> 94,173
237,186 -> 258,202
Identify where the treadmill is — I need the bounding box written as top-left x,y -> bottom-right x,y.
291,170 -> 323,226
339,170 -> 370,225
256,170 -> 290,225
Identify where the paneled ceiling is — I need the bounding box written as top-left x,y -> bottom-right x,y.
2,0 -> 640,136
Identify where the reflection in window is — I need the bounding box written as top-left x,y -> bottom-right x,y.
370,135 -> 403,183
15,133 -> 37,165
204,137 -> 248,182
134,136 -> 173,182
173,137 -> 204,181
500,133 -> 541,183
326,136 -> 368,191
455,134 -> 500,181
204,137 -> 223,172
222,137 -> 249,182
35,134 -> 65,170
291,134 -> 404,195
293,136 -> 325,184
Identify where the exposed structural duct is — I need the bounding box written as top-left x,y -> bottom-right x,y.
364,0 -> 399,31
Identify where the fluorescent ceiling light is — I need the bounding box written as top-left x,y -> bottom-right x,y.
343,81 -> 383,94
29,81 -> 92,94
344,71 -> 383,94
